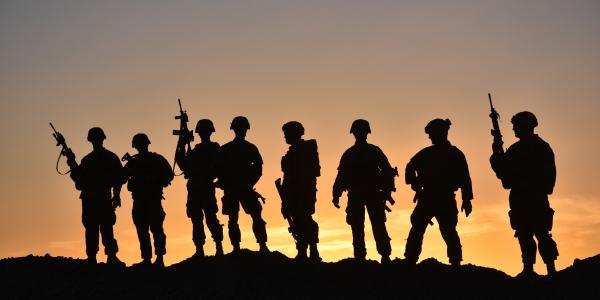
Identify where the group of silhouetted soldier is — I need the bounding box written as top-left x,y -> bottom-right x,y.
51,104 -> 559,277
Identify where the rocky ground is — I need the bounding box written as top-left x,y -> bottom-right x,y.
1,250 -> 599,299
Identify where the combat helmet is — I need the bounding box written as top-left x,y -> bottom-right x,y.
230,116 -> 250,130
87,127 -> 106,142
511,111 -> 538,129
282,121 -> 305,136
350,119 -> 371,134
132,133 -> 151,148
425,119 -> 451,134
196,119 -> 215,133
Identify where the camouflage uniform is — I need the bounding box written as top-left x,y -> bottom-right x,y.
70,147 -> 123,259
404,141 -> 473,265
218,138 -> 267,247
124,151 -> 173,261
491,134 -> 558,267
281,139 -> 320,253
333,142 -> 395,259
177,141 -> 224,249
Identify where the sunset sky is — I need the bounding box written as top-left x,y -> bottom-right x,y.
1,0 -> 599,275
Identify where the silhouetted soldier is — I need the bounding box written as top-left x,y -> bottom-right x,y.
67,127 -> 125,266
279,121 -> 321,260
490,112 -> 558,276
333,119 -> 396,264
217,116 -> 269,253
123,133 -> 174,267
175,119 -> 225,258
404,119 -> 473,267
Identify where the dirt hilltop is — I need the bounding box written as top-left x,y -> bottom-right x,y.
1,251 -> 599,299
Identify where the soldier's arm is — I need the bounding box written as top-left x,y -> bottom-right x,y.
111,154 -> 124,201
543,144 -> 557,195
251,145 -> 263,186
175,145 -> 189,173
160,154 -> 175,187
69,158 -> 83,190
405,158 -> 419,190
457,150 -> 474,201
376,147 -> 396,192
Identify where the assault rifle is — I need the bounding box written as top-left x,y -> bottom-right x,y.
488,93 -> 504,155
172,98 -> 194,173
49,122 -> 76,174
275,178 -> 298,242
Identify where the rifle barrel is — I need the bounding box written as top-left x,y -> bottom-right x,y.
49,122 -> 58,133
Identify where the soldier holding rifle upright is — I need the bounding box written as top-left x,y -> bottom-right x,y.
51,124 -> 125,266
173,99 -> 225,258
488,94 -> 559,276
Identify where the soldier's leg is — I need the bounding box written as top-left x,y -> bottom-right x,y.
84,223 -> 100,260
204,193 -> 224,245
82,203 -> 99,261
250,212 -> 268,244
404,203 -> 432,264
99,224 -> 119,256
535,231 -> 559,274
133,210 -> 152,261
149,208 -> 166,259
228,211 -> 241,250
308,215 -> 320,260
436,210 -> 462,265
192,209 -> 207,248
205,211 -> 223,244
100,207 -> 119,257
293,214 -> 309,258
346,198 -> 366,259
516,231 -> 537,268
241,196 -> 268,246
366,202 -> 391,258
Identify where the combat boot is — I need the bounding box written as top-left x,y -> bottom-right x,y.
259,242 -> 270,254
517,263 -> 536,278
295,246 -> 308,260
215,241 -> 224,256
403,256 -> 417,267
86,255 -> 97,265
195,246 -> 205,258
153,255 -> 165,268
546,261 -> 556,275
381,255 -> 391,265
231,242 -> 241,253
133,258 -> 151,267
309,244 -> 321,262
107,254 -> 126,268
450,259 -> 461,268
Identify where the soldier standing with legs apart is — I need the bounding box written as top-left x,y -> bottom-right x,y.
68,127 -> 126,266
489,111 -> 558,276
123,133 -> 174,267
176,120 -> 225,258
276,121 -> 321,261
332,119 -> 397,264
404,119 -> 473,267
217,116 -> 269,253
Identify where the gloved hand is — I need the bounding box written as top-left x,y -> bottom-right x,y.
461,199 -> 472,217
332,196 -> 340,209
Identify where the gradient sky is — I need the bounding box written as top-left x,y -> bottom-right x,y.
1,0 -> 599,275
